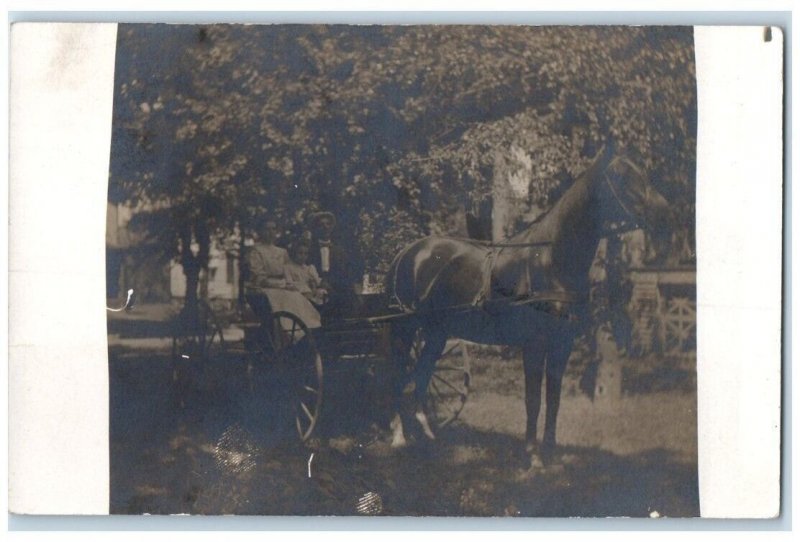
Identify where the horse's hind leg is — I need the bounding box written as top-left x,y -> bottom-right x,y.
412,329 -> 447,440
389,322 -> 416,448
522,340 -> 546,459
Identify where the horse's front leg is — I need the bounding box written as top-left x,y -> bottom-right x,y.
522,341 -> 546,465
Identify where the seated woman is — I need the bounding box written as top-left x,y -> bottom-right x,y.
285,239 -> 327,306
245,220 -> 321,330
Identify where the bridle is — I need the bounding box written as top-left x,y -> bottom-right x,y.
487,157 -> 646,243
604,171 -> 636,220
603,157 -> 643,232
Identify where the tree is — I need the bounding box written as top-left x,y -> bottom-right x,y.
110,25 -> 291,310
109,24 -> 696,302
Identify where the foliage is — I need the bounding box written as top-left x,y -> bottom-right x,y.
109,24 -> 696,296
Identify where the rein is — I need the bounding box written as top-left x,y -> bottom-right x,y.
488,241 -> 552,248
603,169 -> 648,237
472,239 -> 553,249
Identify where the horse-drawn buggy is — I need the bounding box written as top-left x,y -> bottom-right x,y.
170,287 -> 473,444
170,142 -> 676,466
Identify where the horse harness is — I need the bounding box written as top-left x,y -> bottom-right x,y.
476,239 -> 583,323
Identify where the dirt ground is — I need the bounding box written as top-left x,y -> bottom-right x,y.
108,306 -> 698,517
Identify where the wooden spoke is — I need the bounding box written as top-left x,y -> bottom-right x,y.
264,311 -> 323,443
433,365 -> 468,373
300,401 -> 314,421
432,372 -> 463,395
405,334 -> 471,429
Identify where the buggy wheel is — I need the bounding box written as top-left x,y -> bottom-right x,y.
171,300 -> 226,363
268,311 -> 324,442
410,330 -> 471,429
170,300 -> 226,405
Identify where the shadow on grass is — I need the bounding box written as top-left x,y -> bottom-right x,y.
107,318 -> 175,339
109,348 -> 698,517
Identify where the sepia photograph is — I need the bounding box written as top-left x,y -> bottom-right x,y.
102,24 -> 700,516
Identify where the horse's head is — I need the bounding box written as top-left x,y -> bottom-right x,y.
595,150 -> 674,257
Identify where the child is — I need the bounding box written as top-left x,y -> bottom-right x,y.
286,239 -> 327,306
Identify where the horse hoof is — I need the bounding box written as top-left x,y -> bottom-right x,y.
389,413 -> 407,448
415,410 -> 436,440
541,441 -> 557,461
530,454 -> 545,471
560,453 -> 580,466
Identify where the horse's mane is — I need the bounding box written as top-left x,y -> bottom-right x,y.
425,142 -> 630,250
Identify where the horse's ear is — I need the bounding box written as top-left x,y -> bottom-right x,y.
590,139 -> 614,166
592,139 -> 618,174
590,143 -> 607,163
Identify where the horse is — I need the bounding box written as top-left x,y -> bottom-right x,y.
385,141 -> 674,467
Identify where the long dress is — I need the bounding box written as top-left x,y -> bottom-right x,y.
285,261 -> 326,305
246,243 -> 321,329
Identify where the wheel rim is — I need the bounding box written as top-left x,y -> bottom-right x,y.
294,351 -> 323,441
428,339 -> 471,427
170,301 -> 227,407
172,301 -> 226,362
269,311 -> 323,442
410,330 -> 471,429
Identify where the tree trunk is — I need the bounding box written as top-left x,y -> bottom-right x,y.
492,150 -> 512,242
237,224 -> 246,311
178,218 -> 212,327
184,264 -> 200,314
179,226 -> 200,322
195,219 -> 211,302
